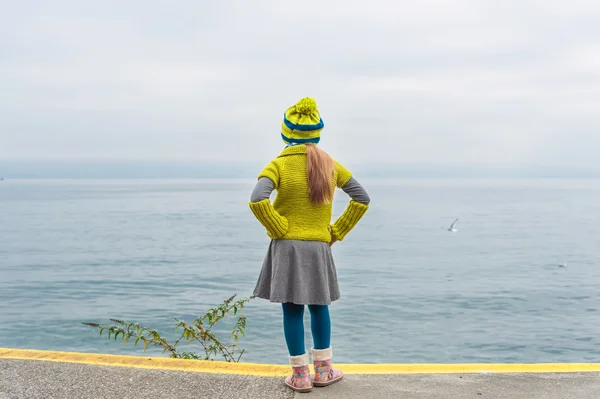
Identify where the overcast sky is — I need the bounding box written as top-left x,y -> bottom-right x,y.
1,0 -> 599,167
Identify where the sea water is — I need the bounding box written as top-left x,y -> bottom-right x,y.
1,178 -> 599,364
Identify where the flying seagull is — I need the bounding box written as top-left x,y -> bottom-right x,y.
448,218 -> 459,232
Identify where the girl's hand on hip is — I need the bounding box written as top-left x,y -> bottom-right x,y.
328,225 -> 337,246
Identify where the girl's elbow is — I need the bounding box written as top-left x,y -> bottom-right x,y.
356,192 -> 370,205
250,193 -> 264,203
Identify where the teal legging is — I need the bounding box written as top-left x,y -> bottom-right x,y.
282,303 -> 331,357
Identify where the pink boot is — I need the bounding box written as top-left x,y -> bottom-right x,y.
312,347 -> 343,387
284,353 -> 313,393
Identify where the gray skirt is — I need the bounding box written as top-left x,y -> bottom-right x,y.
253,239 -> 340,305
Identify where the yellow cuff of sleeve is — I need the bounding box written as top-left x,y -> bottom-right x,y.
249,199 -> 288,239
330,200 -> 369,241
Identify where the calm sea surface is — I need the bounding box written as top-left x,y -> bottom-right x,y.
1,178 -> 599,364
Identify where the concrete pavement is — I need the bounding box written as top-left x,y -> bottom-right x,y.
1,358 -> 600,399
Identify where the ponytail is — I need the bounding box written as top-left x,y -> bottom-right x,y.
306,143 -> 334,205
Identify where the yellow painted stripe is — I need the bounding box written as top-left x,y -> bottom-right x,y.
1,348 -> 599,376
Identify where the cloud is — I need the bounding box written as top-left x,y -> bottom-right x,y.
1,0 -> 599,168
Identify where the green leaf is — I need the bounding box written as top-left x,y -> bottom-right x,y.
83,293 -> 253,363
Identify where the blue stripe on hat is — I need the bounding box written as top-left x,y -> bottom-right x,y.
283,114 -> 324,131
281,133 -> 321,144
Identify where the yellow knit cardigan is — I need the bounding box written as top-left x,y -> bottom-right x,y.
249,145 -> 368,242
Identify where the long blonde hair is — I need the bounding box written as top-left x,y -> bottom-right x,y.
306,143 -> 334,205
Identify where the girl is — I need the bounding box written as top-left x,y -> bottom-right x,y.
249,97 -> 370,393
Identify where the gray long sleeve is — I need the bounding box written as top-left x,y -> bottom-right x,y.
251,176 -> 370,204
341,177 -> 370,205
250,177 -> 275,202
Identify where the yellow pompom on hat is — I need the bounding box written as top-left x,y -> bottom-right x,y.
281,97 -> 324,145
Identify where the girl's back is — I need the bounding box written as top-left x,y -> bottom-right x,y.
258,144 -> 353,242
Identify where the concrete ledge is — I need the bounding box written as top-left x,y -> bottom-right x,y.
2,357 -> 600,399
1,348 -> 600,376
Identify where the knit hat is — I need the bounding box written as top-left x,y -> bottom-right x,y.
281,97 -> 324,145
